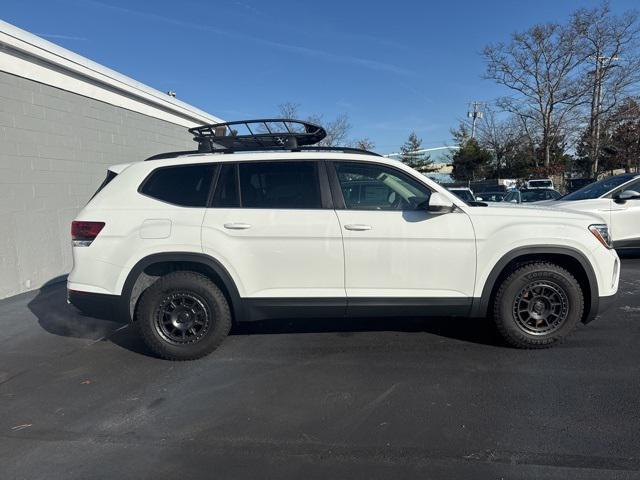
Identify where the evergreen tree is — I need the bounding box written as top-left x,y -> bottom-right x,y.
399,132 -> 437,172
451,138 -> 493,181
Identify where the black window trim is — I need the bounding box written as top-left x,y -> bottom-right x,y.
326,160 -> 434,211
208,159 -> 334,210
138,163 -> 219,208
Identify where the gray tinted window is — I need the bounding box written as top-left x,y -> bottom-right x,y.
140,164 -> 214,207
239,161 -> 321,209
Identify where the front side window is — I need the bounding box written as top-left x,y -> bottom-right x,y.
140,164 -> 215,207
612,179 -> 640,197
239,161 -> 321,209
335,162 -> 431,210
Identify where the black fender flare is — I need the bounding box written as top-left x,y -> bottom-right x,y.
470,246 -> 599,322
120,252 -> 244,322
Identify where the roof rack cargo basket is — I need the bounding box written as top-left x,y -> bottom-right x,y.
189,119 -> 327,153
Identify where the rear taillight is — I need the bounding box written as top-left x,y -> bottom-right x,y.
71,221 -> 105,247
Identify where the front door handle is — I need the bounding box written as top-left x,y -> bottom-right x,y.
344,224 -> 372,231
224,222 -> 252,230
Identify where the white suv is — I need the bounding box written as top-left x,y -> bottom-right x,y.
68,120 -> 620,360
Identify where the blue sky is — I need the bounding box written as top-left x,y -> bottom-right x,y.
3,0 -> 639,153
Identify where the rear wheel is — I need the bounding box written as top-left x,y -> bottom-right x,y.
136,271 -> 231,360
493,262 -> 584,348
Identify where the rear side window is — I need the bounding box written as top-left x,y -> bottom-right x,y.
140,164 -> 215,207
238,161 -> 321,209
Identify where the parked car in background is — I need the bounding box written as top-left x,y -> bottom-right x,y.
447,187 -> 475,203
504,188 -> 562,204
470,179 -> 516,194
475,191 -> 506,203
526,178 -> 554,189
540,173 -> 640,249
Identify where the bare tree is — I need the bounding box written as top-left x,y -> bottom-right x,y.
309,113 -> 351,147
276,104 -> 352,147
352,138 -> 375,150
483,22 -> 588,168
571,3 -> 640,175
277,102 -> 301,119
476,106 -> 525,176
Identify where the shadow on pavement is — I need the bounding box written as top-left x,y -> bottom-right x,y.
28,279 -> 126,341
28,280 -> 504,358
231,316 -> 502,346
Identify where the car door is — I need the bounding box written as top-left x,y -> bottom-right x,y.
609,178 -> 640,248
328,161 -> 476,316
201,160 -> 345,313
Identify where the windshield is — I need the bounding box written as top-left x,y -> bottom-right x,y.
449,189 -> 474,203
528,180 -> 552,188
479,192 -> 505,202
521,190 -> 557,202
562,175 -> 634,201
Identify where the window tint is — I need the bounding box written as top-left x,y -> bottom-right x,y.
140,164 -> 214,207
563,175 -> 634,200
239,161 -> 321,209
335,162 -> 431,210
212,163 -> 239,208
615,179 -> 640,196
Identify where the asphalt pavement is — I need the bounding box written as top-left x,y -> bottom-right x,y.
2,257 -> 640,479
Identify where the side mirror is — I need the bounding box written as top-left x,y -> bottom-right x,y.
476,196 -> 484,201
427,192 -> 455,214
614,190 -> 640,203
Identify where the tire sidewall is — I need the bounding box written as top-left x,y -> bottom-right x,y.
496,266 -> 583,345
137,273 -> 231,360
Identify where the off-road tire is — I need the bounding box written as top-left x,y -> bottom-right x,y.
136,271 -> 231,360
493,262 -> 584,349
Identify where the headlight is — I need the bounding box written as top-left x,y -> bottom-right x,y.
589,224 -> 613,249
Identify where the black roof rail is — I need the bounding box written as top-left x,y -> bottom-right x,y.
189,119 -> 327,153
145,150 -> 200,161
145,145 -> 381,161
295,146 -> 382,157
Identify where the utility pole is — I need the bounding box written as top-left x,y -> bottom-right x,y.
467,102 -> 484,139
590,55 -> 618,177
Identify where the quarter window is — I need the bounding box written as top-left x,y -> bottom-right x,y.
238,161 -> 321,209
334,162 -> 431,210
140,164 -> 215,207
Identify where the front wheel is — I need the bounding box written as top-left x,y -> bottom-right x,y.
135,271 -> 231,360
493,262 -> 584,349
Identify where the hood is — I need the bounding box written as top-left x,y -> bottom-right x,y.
468,202 -> 607,224
536,197 -> 612,212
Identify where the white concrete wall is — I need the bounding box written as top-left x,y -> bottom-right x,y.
0,20 -> 222,299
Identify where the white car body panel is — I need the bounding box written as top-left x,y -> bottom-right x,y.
68,152 -> 620,314
201,208 -> 345,298
335,209 -> 476,298
538,175 -> 640,247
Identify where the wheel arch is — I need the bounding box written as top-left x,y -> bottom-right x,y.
471,246 -> 599,323
120,252 -> 244,323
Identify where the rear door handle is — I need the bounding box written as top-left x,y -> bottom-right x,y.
224,222 -> 252,230
344,224 -> 372,231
